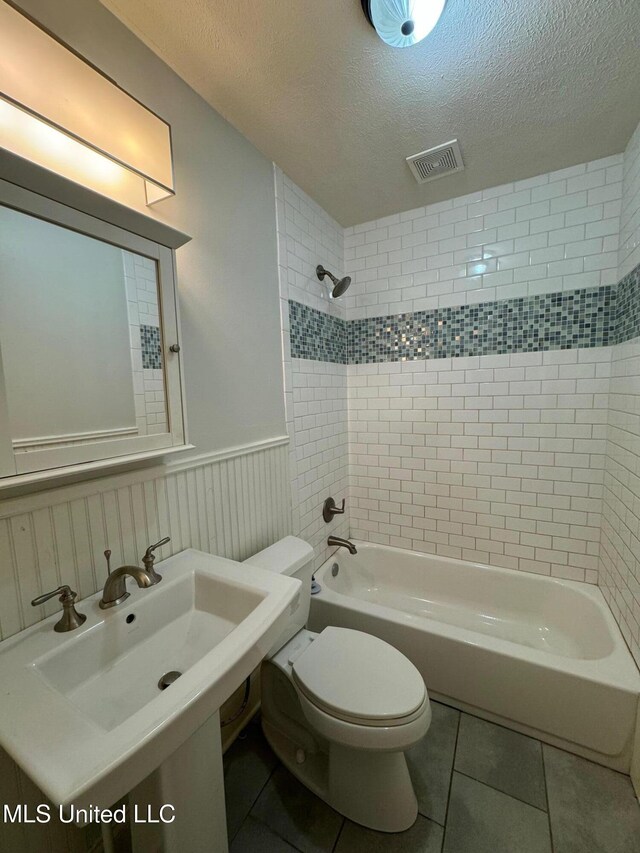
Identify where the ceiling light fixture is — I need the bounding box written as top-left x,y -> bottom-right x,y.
0,0 -> 174,206
361,0 -> 446,48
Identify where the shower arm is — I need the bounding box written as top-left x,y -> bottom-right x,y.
316,265 -> 339,286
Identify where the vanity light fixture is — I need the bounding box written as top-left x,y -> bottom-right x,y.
0,1 -> 174,205
361,0 -> 446,48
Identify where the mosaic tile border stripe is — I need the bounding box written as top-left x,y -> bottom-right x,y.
288,263 -> 640,364
289,300 -> 347,363
615,263 -> 640,343
140,324 -> 162,370
348,286 -> 614,364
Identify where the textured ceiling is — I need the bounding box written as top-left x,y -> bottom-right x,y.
100,0 -> 640,226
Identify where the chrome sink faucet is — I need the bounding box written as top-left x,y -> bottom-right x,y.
99,536 -> 170,609
327,535 -> 357,555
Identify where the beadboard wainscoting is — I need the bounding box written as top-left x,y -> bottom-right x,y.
0,744 -> 86,853
0,436 -> 291,852
0,438 -> 291,642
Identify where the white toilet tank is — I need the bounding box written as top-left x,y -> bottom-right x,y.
244,536 -> 315,654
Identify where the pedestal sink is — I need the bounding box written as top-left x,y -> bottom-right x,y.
0,549 -> 301,852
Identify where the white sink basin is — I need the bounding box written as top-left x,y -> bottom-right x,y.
35,569 -> 265,732
0,549 -> 300,809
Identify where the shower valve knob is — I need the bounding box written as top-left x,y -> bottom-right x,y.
323,496 -> 346,523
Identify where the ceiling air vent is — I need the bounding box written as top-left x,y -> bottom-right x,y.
406,139 -> 464,184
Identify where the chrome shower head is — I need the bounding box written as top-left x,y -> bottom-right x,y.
316,265 -> 352,298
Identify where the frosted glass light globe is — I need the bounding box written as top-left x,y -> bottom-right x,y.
369,0 -> 446,48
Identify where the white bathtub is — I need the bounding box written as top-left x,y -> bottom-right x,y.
308,542 -> 640,772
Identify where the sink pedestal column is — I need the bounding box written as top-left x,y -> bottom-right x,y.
129,711 -> 228,853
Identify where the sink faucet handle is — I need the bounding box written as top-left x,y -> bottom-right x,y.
141,536 -> 170,584
143,536 -> 170,559
32,585 -> 76,606
31,585 -> 86,633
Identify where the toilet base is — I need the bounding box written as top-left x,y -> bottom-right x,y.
328,742 -> 418,832
262,718 -> 418,833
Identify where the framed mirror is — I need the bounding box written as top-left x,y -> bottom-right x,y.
0,177 -> 190,487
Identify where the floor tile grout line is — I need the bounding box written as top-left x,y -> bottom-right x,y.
452,768 -> 552,818
235,749 -> 343,853
440,707 -> 462,850
541,745 -> 556,853
331,816 -> 346,852
452,769 -> 549,814
441,702 -> 638,785
417,807 -> 446,828
536,737 -> 633,781
450,704 -> 549,748
450,704 -> 637,785
226,705 -> 640,851
227,731 -> 278,844
241,810 -> 306,853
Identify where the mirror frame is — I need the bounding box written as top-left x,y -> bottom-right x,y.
0,155 -> 193,490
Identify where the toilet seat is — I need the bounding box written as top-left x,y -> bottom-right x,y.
292,626 -> 426,727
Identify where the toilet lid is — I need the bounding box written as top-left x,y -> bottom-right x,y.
292,627 -> 426,724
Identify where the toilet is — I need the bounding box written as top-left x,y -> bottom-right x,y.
244,536 -> 431,833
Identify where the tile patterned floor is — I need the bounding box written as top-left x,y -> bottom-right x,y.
224,703 -> 640,853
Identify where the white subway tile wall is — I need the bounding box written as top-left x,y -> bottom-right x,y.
618,121 -> 640,280
123,250 -> 167,436
290,360 -> 349,570
600,124 -> 640,667
344,156 -> 623,319
275,167 -> 350,567
601,338 -> 640,666
275,168 -> 346,320
349,348 -> 611,582
342,155 -> 625,586
278,133 -> 640,660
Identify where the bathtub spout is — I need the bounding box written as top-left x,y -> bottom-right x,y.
328,536 -> 357,555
